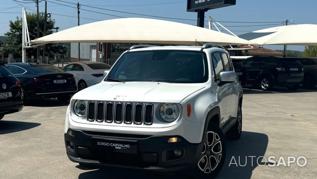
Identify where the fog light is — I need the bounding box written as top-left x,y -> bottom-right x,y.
168,137 -> 180,143
167,149 -> 184,160
67,130 -> 74,136
173,149 -> 183,157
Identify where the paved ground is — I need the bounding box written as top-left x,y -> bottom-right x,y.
0,90 -> 316,179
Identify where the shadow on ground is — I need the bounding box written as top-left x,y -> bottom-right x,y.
0,120 -> 41,134
218,131 -> 269,179
77,131 -> 268,179
24,98 -> 69,107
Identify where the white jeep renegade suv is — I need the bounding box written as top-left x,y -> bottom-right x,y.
65,44 -> 243,178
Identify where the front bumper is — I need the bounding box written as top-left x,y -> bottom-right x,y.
65,129 -> 201,171
0,100 -> 23,115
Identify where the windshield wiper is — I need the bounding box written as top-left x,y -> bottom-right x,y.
106,78 -> 124,82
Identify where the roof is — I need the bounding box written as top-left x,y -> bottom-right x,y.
128,45 -> 225,53
129,46 -> 203,52
69,61 -> 106,65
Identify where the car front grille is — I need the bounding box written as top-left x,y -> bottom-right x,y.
87,101 -> 154,125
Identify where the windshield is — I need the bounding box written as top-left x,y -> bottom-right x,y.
0,66 -> 12,77
106,50 -> 208,83
31,65 -> 64,74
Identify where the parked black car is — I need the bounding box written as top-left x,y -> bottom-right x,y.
236,56 -> 304,90
298,58 -> 317,89
5,63 -> 77,103
0,63 -> 23,120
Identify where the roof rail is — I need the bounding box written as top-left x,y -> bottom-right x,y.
202,43 -> 224,50
129,45 -> 156,50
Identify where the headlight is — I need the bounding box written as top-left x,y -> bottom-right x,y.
73,100 -> 87,117
158,104 -> 181,122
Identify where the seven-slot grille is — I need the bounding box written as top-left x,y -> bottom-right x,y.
87,101 -> 154,125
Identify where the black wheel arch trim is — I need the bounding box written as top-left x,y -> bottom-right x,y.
204,107 -> 221,133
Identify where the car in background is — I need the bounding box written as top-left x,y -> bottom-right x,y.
5,63 -> 77,103
0,63 -> 23,120
298,58 -> 317,89
63,62 -> 111,90
237,56 -> 304,90
231,56 -> 253,81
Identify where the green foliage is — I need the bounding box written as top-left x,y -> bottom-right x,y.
3,18 -> 22,57
304,46 -> 317,57
3,13 -> 67,60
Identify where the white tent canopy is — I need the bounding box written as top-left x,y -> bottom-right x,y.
249,24 -> 317,45
32,18 -> 249,45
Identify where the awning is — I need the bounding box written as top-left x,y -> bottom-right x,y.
246,24 -> 317,45
32,18 -> 249,45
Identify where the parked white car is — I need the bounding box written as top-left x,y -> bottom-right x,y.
63,62 -> 111,90
65,45 -> 243,178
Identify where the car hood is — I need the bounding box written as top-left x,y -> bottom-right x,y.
73,81 -> 207,103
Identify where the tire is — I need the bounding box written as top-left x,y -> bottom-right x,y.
78,80 -> 87,91
191,125 -> 226,179
227,104 -> 242,140
0,114 -> 4,120
259,76 -> 272,91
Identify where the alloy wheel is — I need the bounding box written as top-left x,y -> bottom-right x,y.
78,81 -> 87,91
197,131 -> 223,174
260,78 -> 270,90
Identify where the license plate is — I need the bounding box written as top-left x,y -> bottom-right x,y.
95,140 -> 137,154
289,68 -> 298,71
0,92 -> 12,99
53,79 -> 67,84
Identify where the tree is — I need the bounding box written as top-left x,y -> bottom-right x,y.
304,46 -> 317,57
3,13 -> 67,62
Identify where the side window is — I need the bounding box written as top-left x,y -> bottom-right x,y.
72,64 -> 84,71
221,53 -> 234,71
6,65 -> 26,75
63,64 -> 73,72
212,52 -> 224,80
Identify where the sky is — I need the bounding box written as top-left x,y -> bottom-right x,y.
1,0 -> 317,50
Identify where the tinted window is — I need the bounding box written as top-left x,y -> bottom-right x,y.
106,50 -> 208,83
87,63 -> 110,70
212,53 -> 224,80
5,65 -> 26,75
279,59 -> 302,66
0,66 -> 12,77
299,59 -> 317,66
31,65 -> 63,74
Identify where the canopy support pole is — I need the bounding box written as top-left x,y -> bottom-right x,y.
197,10 -> 205,27
283,19 -> 289,57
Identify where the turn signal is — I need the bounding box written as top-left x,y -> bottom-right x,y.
187,104 -> 192,117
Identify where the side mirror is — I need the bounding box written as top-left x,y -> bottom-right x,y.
219,71 -> 237,83
104,70 -> 109,77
